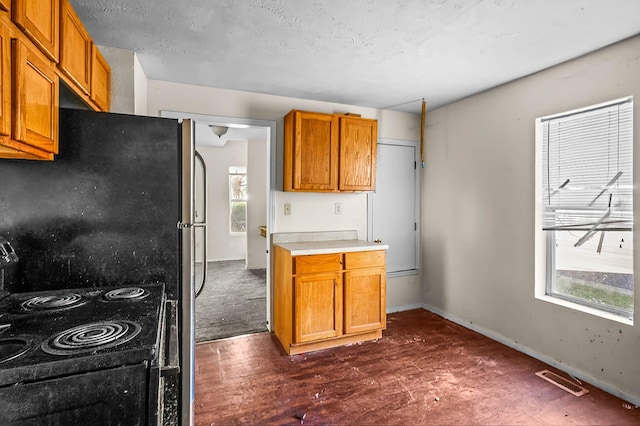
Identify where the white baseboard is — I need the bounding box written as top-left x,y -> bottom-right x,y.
421,302 -> 640,407
386,303 -> 422,314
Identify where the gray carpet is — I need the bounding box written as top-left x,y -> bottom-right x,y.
195,260 -> 268,343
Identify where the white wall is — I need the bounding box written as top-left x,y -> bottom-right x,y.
133,54 -> 148,115
146,81 -> 423,309
423,35 -> 640,404
196,141 -> 247,261
98,46 -> 148,115
98,46 -> 134,114
247,137 -> 268,269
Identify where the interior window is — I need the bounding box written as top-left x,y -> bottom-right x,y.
229,166 -> 247,233
538,97 -> 633,319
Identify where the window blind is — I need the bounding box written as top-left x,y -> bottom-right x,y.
541,98 -> 633,233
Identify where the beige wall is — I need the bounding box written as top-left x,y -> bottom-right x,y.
196,141 -> 248,261
247,137 -> 268,269
99,46 -> 148,115
146,81 -> 423,311
133,53 -> 148,115
106,28 -> 638,403
423,35 -> 640,404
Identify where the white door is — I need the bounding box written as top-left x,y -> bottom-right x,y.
369,140 -> 419,274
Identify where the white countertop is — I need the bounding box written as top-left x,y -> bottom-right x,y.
275,239 -> 388,256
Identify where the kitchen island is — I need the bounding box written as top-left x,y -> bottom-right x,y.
272,231 -> 388,355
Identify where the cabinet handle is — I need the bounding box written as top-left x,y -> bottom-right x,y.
374,239 -> 382,243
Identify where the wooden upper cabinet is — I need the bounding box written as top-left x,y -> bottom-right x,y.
284,110 -> 339,192
59,0 -> 90,95
12,38 -> 59,156
90,43 -> 110,111
12,0 -> 59,62
339,115 -> 377,191
0,18 -> 10,138
284,109 -> 378,192
56,0 -> 111,112
0,0 -> 110,160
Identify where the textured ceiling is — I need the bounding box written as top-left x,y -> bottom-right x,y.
71,0 -> 640,113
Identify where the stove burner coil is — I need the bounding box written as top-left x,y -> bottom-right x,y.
41,320 -> 142,356
103,287 -> 149,301
19,293 -> 86,312
0,337 -> 34,364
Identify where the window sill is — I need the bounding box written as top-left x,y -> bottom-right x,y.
535,294 -> 633,326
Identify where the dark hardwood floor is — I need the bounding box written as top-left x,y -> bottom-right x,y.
195,309 -> 640,425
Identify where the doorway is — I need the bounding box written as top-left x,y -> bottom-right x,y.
194,126 -> 269,341
161,110 -> 276,342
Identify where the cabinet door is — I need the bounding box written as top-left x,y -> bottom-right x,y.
294,272 -> 342,343
90,43 -> 110,111
339,116 -> 377,191
0,18 -> 10,138
59,0 -> 90,95
344,267 -> 386,334
12,0 -> 59,62
12,38 -> 59,154
284,110 -> 339,191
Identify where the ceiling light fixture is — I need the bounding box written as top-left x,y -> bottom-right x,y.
209,125 -> 229,137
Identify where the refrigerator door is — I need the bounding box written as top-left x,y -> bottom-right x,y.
180,119 -> 195,426
194,150 -> 208,298
1,108 -> 182,296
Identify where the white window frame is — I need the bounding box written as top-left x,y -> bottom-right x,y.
229,166 -> 247,234
534,97 -> 634,325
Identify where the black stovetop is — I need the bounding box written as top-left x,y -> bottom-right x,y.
0,283 -> 165,387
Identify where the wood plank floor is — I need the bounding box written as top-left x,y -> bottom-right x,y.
195,260 -> 267,342
195,309 -> 640,425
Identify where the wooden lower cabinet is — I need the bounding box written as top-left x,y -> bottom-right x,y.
294,272 -> 342,343
344,267 -> 386,334
273,245 -> 386,355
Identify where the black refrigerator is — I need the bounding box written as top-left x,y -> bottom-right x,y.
0,108 -> 198,425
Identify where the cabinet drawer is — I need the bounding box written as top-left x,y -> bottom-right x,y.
343,250 -> 385,269
293,253 -> 342,274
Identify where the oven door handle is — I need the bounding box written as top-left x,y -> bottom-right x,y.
161,300 -> 180,377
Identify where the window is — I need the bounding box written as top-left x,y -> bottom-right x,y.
229,166 -> 247,233
537,97 -> 633,319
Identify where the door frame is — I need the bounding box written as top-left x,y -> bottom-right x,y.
160,110 -> 276,331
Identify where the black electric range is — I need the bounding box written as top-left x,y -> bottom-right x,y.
0,283 -> 168,425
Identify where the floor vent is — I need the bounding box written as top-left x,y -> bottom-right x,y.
535,370 -> 590,397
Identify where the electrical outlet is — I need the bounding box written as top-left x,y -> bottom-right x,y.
284,203 -> 292,216
335,203 -> 343,215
